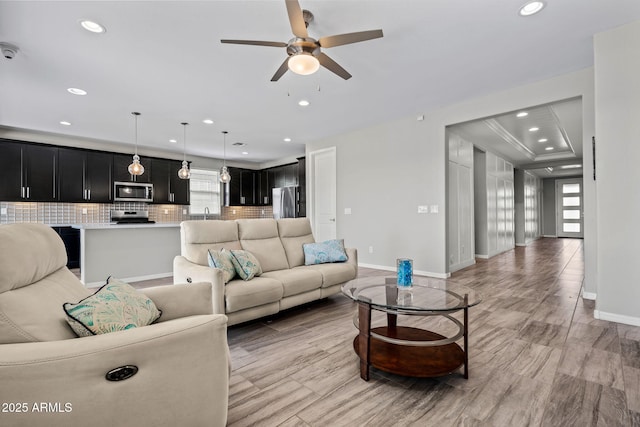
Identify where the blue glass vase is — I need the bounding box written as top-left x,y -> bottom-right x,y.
396,258 -> 413,288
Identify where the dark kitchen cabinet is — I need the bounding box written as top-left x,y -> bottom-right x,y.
151,159 -> 190,204
284,163 -> 298,186
0,140 -> 57,202
259,170 -> 270,205
53,226 -> 80,269
113,153 -> 152,183
58,148 -> 113,203
240,169 -> 255,205
225,167 -> 242,206
297,157 -> 306,217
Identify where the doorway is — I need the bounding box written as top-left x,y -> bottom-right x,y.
308,147 -> 337,242
556,178 -> 584,238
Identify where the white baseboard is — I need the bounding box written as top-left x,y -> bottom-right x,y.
543,234 -> 557,238
594,310 -> 640,327
516,243 -> 527,247
475,254 -> 489,259
358,263 -> 450,279
581,287 -> 597,300
84,272 -> 173,288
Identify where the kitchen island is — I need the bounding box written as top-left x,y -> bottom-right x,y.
72,223 -> 181,287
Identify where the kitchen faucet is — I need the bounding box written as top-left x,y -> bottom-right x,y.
204,207 -> 210,220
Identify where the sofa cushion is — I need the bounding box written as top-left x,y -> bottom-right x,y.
237,219 -> 290,272
208,249 -> 236,284
303,239 -> 348,265
63,277 -> 161,337
296,263 -> 357,288
277,218 -> 315,268
181,220 -> 242,266
0,223 -> 68,293
0,267 -> 91,344
225,277 -> 283,313
229,250 -> 263,281
261,268 -> 323,297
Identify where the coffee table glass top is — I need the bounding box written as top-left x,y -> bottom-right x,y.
342,276 -> 481,312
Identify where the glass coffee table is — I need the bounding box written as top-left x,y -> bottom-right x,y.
342,277 -> 481,381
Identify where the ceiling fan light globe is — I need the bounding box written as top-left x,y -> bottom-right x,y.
288,53 -> 320,75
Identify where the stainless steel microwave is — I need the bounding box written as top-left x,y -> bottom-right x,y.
113,181 -> 153,202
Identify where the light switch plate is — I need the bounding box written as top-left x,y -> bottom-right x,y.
417,205 -> 429,214
344,208 -> 352,215
430,205 -> 439,214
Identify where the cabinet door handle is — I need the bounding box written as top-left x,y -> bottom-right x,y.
87,189 -> 91,200
26,187 -> 30,199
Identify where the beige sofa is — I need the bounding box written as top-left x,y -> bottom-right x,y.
173,218 -> 358,326
0,223 -> 230,427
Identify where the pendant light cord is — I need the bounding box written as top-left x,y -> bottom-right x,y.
182,122 -> 188,161
132,112 -> 140,156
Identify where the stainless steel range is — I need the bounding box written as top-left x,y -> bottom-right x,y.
110,210 -> 155,224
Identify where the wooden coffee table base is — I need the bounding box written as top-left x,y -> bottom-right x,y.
353,326 -> 465,379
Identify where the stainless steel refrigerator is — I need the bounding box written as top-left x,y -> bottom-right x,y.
272,186 -> 298,219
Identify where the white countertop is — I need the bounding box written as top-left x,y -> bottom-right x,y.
71,222 -> 181,230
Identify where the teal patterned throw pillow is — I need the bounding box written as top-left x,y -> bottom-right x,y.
63,277 -> 161,337
229,250 -> 263,281
208,249 -> 236,284
303,239 -> 348,265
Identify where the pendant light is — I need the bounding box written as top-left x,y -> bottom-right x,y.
128,112 -> 145,176
177,122 -> 190,179
220,131 -> 231,184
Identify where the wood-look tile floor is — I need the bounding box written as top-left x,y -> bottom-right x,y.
137,238 -> 640,426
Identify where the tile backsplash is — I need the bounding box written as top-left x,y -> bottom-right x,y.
0,201 -> 190,225
0,202 -> 274,225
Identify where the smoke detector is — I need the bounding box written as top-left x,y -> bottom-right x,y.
0,42 -> 19,60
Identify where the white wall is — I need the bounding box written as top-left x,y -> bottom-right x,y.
308,68 -> 596,278
594,20 -> 640,324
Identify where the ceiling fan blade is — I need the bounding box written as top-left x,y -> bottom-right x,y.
221,39 -> 287,48
317,53 -> 351,80
319,29 -> 384,48
285,0 -> 308,38
271,58 -> 290,82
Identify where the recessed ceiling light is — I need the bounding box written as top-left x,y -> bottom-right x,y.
529,127 -> 539,132
283,138 -> 292,142
59,121 -> 71,126
545,147 -> 554,151
538,138 -> 548,142
80,20 -> 106,33
519,1 -> 546,16
67,87 -> 87,96
560,164 -> 582,169
203,119 -> 214,124
298,100 -> 310,107
169,139 -> 177,143
242,151 -> 249,155
516,112 -> 528,118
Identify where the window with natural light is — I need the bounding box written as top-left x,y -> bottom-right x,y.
189,169 -> 220,215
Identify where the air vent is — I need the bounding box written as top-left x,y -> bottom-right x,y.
232,142 -> 246,146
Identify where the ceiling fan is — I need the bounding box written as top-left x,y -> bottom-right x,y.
221,0 -> 383,81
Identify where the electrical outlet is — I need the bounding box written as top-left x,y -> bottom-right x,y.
261,209 -> 265,215
164,209 -> 169,215
0,208 -> 6,215
232,209 -> 236,215
369,246 -> 374,254
82,208 -> 88,215
183,209 -> 187,215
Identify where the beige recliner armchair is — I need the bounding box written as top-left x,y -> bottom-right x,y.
0,223 -> 229,427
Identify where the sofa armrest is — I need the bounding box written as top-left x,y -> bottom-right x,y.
346,247 -> 358,275
142,282 -> 213,322
173,255 -> 225,315
0,315 -> 229,427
